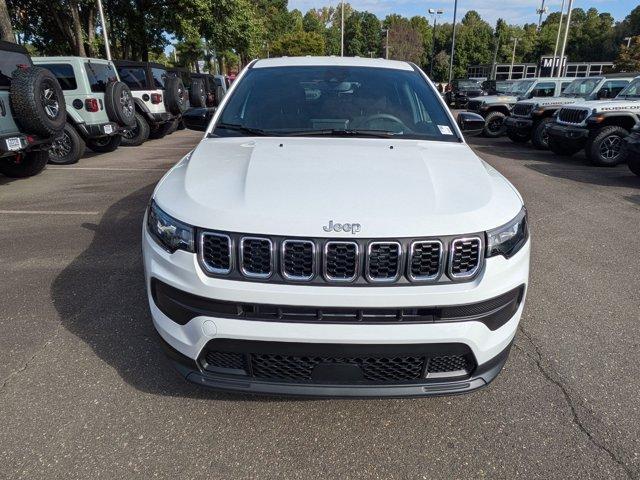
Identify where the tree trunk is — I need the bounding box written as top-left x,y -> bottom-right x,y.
137,0 -> 149,61
69,0 -> 86,56
0,0 -> 14,42
85,5 -> 95,57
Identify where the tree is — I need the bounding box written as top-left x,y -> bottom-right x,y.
615,36 -> 640,72
0,0 -> 14,42
383,14 -> 424,64
271,30 -> 325,57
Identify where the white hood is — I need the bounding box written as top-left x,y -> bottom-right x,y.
472,94 -> 518,105
560,99 -> 640,112
154,137 -> 522,238
520,96 -> 583,107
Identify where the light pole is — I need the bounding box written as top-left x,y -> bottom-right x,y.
96,0 -> 111,60
509,37 -> 518,80
557,0 -> 574,77
382,28 -> 390,59
340,1 -> 345,57
447,0 -> 459,85
428,8 -> 444,78
536,0 -> 548,30
551,0 -> 566,77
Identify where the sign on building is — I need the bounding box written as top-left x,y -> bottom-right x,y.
539,56 -> 567,76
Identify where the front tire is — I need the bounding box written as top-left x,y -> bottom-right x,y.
0,150 -> 48,178
483,111 -> 507,138
532,117 -> 553,150
121,112 -> 150,147
86,135 -> 122,153
586,126 -> 629,167
48,124 -> 85,165
628,157 -> 640,176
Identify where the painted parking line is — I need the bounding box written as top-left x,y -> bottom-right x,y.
0,210 -> 100,215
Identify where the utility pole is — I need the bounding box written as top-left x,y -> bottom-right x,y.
536,0 -> 548,30
557,0 -> 573,77
382,28 -> 389,59
447,0 -> 458,85
509,38 -> 518,80
550,0 -> 565,76
340,0 -> 344,57
491,34 -> 500,80
96,0 -> 112,60
428,9 -> 444,78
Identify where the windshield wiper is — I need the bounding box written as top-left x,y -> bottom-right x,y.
278,129 -> 396,138
212,123 -> 270,137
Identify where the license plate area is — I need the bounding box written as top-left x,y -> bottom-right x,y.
5,137 -> 23,151
103,124 -> 114,134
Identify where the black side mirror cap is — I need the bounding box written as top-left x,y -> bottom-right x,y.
182,107 -> 216,132
457,112 -> 485,137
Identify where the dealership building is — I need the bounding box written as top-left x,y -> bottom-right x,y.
467,56 -> 614,80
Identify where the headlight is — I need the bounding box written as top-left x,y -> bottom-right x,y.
486,207 -> 528,259
147,200 -> 195,253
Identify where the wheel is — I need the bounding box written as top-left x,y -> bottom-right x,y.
48,124 -> 85,165
548,136 -> 582,156
628,157 -> 640,176
104,81 -> 136,127
176,119 -> 186,130
483,111 -> 507,138
10,67 -> 66,137
164,76 -> 188,115
148,121 -> 174,140
0,150 -> 48,178
586,126 -> 629,167
86,135 -> 122,153
189,78 -> 207,108
121,112 -> 150,147
507,130 -> 529,143
531,117 -> 553,150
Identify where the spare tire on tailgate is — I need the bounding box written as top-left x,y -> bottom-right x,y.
105,81 -> 135,127
10,67 -> 66,137
189,78 -> 206,108
164,76 -> 188,115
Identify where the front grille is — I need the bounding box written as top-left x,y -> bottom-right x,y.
467,99 -> 483,111
512,103 -> 534,117
324,241 -> 359,281
197,230 -> 486,285
408,241 -> 442,281
200,233 -> 232,274
558,107 -> 589,124
366,242 -> 401,282
199,341 -> 476,385
449,237 -> 482,279
282,240 -> 315,280
240,237 -> 273,278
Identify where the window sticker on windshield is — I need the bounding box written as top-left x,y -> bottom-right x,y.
438,125 -> 453,135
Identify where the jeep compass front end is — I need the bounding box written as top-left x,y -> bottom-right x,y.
143,57 -> 530,397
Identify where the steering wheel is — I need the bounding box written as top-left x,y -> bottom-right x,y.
357,113 -> 408,133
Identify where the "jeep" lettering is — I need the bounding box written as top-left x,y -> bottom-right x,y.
322,220 -> 361,235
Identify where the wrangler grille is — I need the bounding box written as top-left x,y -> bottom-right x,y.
467,99 -> 483,111
512,103 -> 534,117
558,107 -> 589,124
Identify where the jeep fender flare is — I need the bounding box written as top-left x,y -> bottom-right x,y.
60,109 -> 89,138
589,112 -> 639,131
485,104 -> 511,116
133,97 -> 154,122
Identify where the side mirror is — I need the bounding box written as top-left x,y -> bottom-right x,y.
182,107 -> 215,131
597,89 -> 609,99
457,112 -> 485,137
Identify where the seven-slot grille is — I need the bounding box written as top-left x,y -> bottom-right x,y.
366,242 -> 402,282
512,103 -> 534,117
198,231 -> 484,284
240,237 -> 273,278
558,107 -> 589,124
467,99 -> 483,111
449,238 -> 482,278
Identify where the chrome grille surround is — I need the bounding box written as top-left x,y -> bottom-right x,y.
199,232 -> 233,275
407,240 -> 444,282
281,239 -> 316,281
365,241 -> 403,283
557,107 -> 590,125
448,237 -> 483,280
323,241 -> 360,283
239,236 -> 274,279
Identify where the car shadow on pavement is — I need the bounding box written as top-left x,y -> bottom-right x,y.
50,184 -> 289,402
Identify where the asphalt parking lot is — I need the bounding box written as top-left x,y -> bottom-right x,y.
1,129 -> 639,479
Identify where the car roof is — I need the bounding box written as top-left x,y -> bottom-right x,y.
33,56 -> 113,65
113,59 -> 167,70
603,72 -> 640,79
252,56 -> 414,71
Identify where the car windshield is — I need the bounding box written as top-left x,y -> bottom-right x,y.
495,81 -> 515,93
457,80 -> 480,89
214,65 -> 458,141
510,80 -> 535,95
617,78 -> 640,98
562,78 -> 601,97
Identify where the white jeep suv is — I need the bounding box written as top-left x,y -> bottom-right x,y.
143,57 -> 530,397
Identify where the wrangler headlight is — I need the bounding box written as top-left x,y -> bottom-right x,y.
147,200 -> 195,253
486,207 -> 528,258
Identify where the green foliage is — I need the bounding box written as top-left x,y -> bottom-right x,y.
615,36 -> 640,72
271,30 -> 325,57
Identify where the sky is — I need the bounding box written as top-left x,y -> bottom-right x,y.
288,0 -> 636,26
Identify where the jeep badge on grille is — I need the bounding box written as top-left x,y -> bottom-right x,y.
323,220 -> 361,234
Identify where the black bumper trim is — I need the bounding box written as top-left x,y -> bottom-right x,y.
547,123 -> 589,141
160,336 -> 513,398
75,121 -> 121,139
145,112 -> 175,125
504,116 -> 533,133
151,278 -> 525,331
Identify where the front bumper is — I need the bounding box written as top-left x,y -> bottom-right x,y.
504,116 -> 533,135
547,122 -> 589,142
143,228 -> 530,397
76,121 -> 121,139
